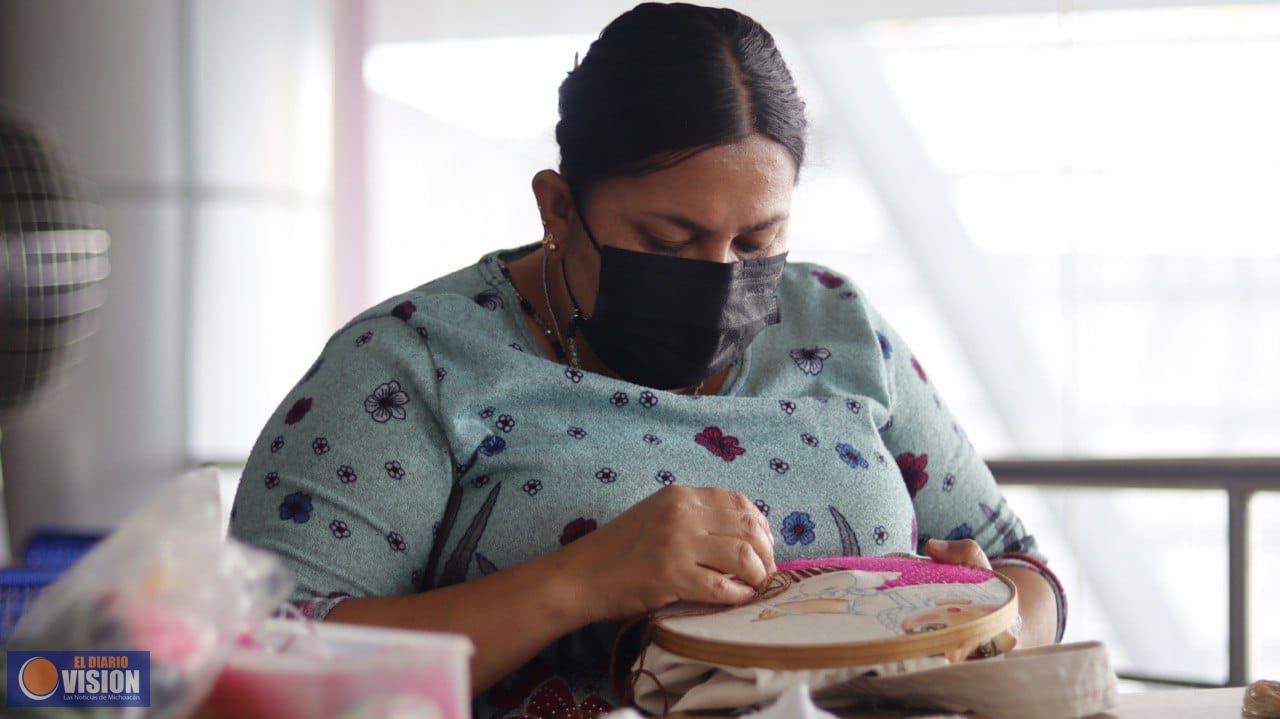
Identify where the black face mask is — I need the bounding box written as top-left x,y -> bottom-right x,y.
561,190 -> 787,390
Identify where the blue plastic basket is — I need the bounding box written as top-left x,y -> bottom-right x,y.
22,527 -> 107,570
0,566 -> 63,645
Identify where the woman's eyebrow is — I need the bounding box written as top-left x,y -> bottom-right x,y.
644,211 -> 789,235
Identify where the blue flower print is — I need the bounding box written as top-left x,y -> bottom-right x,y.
364,380 -> 409,423
610,391 -> 629,407
782,511 -> 816,546
495,414 -> 516,432
270,435 -> 284,453
754,499 -> 771,517
479,406 -> 495,419
655,470 -> 676,486
264,471 -> 280,489
845,398 -> 862,414
876,331 -> 893,359
789,347 -> 831,376
595,467 -> 618,484
801,433 -> 819,448
946,523 -> 974,541
279,492 -> 313,524
769,458 -> 790,474
639,391 -> 658,408
567,426 -> 587,440
779,399 -> 796,415
835,442 -> 870,470
478,434 -> 507,456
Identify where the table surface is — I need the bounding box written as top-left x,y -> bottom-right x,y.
664,687 -> 1248,718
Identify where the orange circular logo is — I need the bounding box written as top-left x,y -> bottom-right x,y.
18,657 -> 59,700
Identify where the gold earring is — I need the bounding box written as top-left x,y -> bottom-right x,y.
542,229 -> 558,252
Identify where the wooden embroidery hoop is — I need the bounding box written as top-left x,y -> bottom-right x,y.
649,562 -> 1019,670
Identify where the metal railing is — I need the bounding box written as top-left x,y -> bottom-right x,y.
989,456 -> 1280,688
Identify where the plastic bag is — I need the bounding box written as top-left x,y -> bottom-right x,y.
2,467 -> 294,718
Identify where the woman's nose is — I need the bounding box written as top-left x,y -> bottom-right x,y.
692,238 -> 738,263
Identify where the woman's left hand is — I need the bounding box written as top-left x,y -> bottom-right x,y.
924,537 -> 991,570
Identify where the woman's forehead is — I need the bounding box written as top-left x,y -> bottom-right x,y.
602,135 -> 796,226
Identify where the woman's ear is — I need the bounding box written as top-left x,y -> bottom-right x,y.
531,169 -> 575,242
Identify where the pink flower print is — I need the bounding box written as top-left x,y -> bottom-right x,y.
522,479 -> 543,496
595,467 -> 618,484
284,397 -> 312,425
391,300 -> 416,321
695,426 -> 746,463
329,519 -> 350,539
564,367 -> 583,383
559,518 -> 597,545
336,465 -> 357,484
386,531 -> 406,552
896,452 -> 930,498
754,499 -> 771,517
811,269 -> 844,288
655,470 -> 676,486
610,391 -> 629,407
769,457 -> 790,474
779,399 -> 796,415
639,390 -> 658,408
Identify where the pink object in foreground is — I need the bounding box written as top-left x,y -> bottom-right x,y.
200,619 -> 473,719
776,555 -> 993,590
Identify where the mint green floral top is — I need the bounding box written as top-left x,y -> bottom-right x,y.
229,241 -> 1065,718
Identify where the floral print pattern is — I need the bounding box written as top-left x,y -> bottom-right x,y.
284,397 -> 312,425
384,460 -> 405,479
278,492 -> 312,524
264,471 -> 280,489
336,465 -> 357,484
311,437 -> 330,455
835,442 -> 870,469
811,269 -> 844,288
789,346 -> 831,375
559,518 -> 597,545
655,470 -> 676,486
897,452 -> 930,498
695,426 -> 746,463
364,380 -> 410,423
329,519 -> 350,538
782,511 -> 816,546
769,457 -> 790,474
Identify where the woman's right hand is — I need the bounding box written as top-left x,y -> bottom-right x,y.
553,485 -> 777,624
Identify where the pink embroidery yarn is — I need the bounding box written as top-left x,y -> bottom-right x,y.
776,555 -> 992,590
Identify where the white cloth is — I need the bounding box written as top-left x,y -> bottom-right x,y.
631,640 -> 1117,719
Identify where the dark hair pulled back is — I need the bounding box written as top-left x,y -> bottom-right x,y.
556,2 -> 808,207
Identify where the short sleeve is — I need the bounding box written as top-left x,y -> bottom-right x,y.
228,307 -> 455,608
866,300 -> 1068,642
